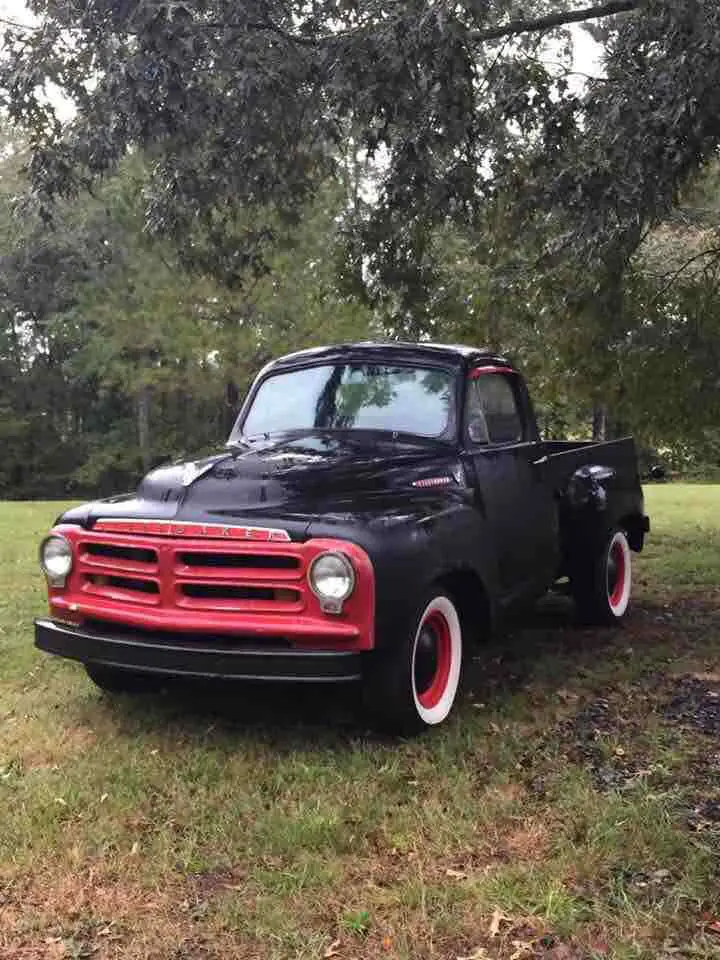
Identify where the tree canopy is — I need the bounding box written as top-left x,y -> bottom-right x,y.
4,0 -> 720,281
2,1 -> 720,494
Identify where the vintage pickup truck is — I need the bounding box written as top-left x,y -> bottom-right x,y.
35,342 -> 649,732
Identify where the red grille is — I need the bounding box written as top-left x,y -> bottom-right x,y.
76,533 -> 304,612
47,523 -> 376,651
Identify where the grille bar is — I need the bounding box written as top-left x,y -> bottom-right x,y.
176,580 -> 303,612
79,541 -> 159,577
82,574 -> 161,606
173,554 -> 302,583
85,542 -> 157,564
177,551 -> 299,570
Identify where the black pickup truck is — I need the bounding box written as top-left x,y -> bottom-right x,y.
35,342 -> 649,732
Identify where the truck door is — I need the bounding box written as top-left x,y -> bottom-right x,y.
464,368 -> 559,603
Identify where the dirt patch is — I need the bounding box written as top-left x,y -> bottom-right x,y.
439,908 -> 597,960
558,695 -> 648,791
3,721 -> 98,773
486,783 -> 527,804
664,675 -> 720,736
503,821 -> 551,863
687,797 -> 720,833
0,861 -> 257,960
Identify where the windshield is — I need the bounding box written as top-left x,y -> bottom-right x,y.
238,363 -> 455,440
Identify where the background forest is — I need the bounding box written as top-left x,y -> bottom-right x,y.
2,1 -> 720,497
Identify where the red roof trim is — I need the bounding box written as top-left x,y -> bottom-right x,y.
470,365 -> 515,379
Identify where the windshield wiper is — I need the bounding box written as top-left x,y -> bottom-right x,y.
225,437 -> 255,455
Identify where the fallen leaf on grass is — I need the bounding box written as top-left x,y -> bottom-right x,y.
509,941 -> 535,960
324,939 -> 342,958
489,908 -> 510,937
43,938 -> 66,960
545,944 -> 585,959
445,868 -> 468,879
556,689 -> 580,703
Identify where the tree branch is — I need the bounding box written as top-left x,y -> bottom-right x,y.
0,2 -> 642,45
649,246 -> 720,304
200,1 -> 641,47
469,1 -> 640,43
0,16 -> 37,31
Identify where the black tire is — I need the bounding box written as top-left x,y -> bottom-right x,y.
85,663 -> 165,694
362,590 -> 464,735
570,527 -> 632,626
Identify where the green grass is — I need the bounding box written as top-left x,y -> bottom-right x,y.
1,488 -> 720,959
638,485 -> 720,592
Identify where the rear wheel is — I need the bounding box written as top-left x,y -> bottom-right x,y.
363,591 -> 463,734
571,528 -> 632,625
85,663 -> 165,694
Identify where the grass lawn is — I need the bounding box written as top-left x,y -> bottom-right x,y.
1,486 -> 720,960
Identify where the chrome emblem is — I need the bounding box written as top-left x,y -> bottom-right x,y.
181,461 -> 215,487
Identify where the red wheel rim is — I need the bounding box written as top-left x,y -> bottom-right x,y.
415,610 -> 452,709
608,540 -> 626,609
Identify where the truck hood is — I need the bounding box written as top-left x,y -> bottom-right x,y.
63,433 -> 463,537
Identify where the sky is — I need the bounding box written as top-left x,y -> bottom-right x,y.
0,0 -> 34,27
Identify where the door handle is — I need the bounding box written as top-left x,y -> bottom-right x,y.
532,455 -> 549,467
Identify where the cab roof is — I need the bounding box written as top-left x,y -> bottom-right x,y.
266,341 -> 514,374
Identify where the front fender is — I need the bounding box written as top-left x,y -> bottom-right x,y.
307,497 -> 496,651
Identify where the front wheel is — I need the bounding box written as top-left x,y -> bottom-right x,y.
363,591 -> 464,735
571,528 -> 632,625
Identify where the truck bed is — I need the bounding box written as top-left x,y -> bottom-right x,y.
540,438 -> 640,493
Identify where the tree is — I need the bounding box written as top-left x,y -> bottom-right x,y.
4,1 -> 720,485
0,0 -> 678,284
0,149 -> 376,498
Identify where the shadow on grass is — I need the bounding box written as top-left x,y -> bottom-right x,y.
78,592 -> 720,745
77,596 -> 586,738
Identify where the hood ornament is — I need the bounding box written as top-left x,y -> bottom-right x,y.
180,460 -> 217,487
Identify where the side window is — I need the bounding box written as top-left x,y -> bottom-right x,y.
466,374 -> 524,445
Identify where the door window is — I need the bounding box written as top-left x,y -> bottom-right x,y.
466,374 -> 524,445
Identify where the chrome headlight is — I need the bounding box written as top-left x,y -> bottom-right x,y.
309,552 -> 355,612
40,535 -> 73,586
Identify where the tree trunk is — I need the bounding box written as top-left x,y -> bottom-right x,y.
137,385 -> 151,474
592,403 -> 608,442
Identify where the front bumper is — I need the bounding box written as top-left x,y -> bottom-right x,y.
34,618 -> 363,682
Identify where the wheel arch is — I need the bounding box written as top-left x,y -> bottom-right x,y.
618,512 -> 647,552
434,566 -> 492,644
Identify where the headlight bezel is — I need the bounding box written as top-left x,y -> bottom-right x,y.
308,551 -> 356,613
39,534 -> 73,587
